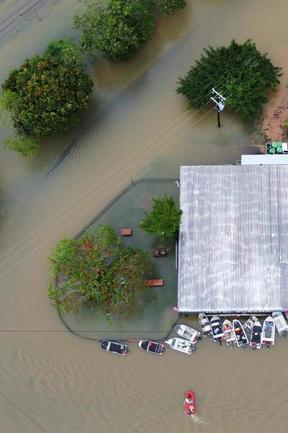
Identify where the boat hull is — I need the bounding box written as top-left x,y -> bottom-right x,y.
250,321 -> 262,350
261,316 -> 275,347
198,313 -> 212,337
174,324 -> 201,344
100,340 -> 128,356
184,390 -> 196,415
138,340 -> 165,355
165,338 -> 194,355
210,315 -> 224,343
232,320 -> 249,348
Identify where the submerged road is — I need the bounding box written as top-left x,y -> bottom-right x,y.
0,1 -> 288,432
0,0 -> 62,39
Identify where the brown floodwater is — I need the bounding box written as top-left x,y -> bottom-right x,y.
0,0 -> 288,432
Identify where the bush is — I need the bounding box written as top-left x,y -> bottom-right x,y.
74,0 -> 156,61
177,40 -> 282,119
140,194 -> 182,240
4,135 -> 39,156
1,40 -> 93,139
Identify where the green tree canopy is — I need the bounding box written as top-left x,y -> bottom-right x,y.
74,0 -> 156,61
48,225 -> 152,316
1,39 -> 93,139
177,40 -> 282,119
140,194 -> 182,240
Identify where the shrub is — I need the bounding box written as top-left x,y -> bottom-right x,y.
4,135 -> 39,156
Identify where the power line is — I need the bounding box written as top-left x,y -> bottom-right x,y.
0,106 -> 214,281
0,97 -> 211,269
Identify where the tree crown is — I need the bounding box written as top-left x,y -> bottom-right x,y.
177,40 -> 281,119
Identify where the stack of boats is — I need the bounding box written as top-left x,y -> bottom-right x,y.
99,311 -> 288,356
195,312 -> 288,350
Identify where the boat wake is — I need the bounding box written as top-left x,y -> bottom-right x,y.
189,415 -> 209,426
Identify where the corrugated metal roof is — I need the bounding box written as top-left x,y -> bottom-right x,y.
241,154 -> 288,165
178,165 -> 288,313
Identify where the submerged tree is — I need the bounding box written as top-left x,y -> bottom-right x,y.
1,39 -> 93,155
48,225 -> 152,316
155,0 -> 186,15
74,0 -> 156,61
140,194 -> 182,240
177,40 -> 282,119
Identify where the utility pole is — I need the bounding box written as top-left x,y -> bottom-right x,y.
210,88 -> 226,128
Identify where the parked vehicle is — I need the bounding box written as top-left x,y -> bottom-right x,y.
165,338 -> 195,355
138,340 -> 165,355
198,313 -> 213,338
184,390 -> 196,416
232,320 -> 249,348
210,315 -> 224,344
100,340 -> 128,356
250,319 -> 262,350
272,311 -> 288,336
223,319 -> 236,345
261,316 -> 275,347
174,324 -> 201,345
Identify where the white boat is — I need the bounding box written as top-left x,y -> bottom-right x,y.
165,337 -> 195,355
272,311 -> 288,336
232,319 -> 249,348
210,316 -> 224,343
243,316 -> 258,332
250,320 -> 262,350
198,313 -> 213,338
174,324 -> 201,345
261,316 -> 275,347
223,319 -> 236,345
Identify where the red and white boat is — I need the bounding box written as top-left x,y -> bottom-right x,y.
184,390 -> 196,415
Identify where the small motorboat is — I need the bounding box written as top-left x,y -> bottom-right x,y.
165,337 -> 195,355
210,315 -> 224,344
174,324 -> 201,345
261,316 -> 275,347
198,313 -> 213,338
243,316 -> 258,333
184,390 -> 196,416
232,319 -> 249,348
138,340 -> 165,355
250,319 -> 262,350
100,340 -> 128,356
223,319 -> 236,345
272,311 -> 288,336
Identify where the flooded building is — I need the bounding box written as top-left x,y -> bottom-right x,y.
177,165 -> 288,313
